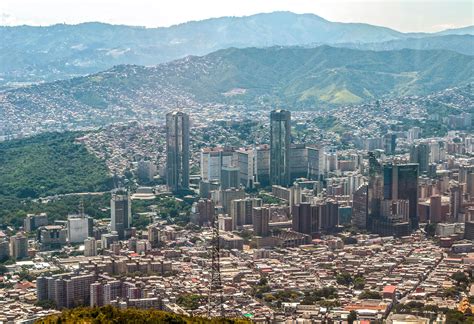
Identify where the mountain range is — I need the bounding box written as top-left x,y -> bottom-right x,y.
1,46 -> 472,125
1,11 -> 473,86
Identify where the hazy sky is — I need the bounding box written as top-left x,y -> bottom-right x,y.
0,0 -> 472,32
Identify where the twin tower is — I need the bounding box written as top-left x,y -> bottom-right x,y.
165,109 -> 291,193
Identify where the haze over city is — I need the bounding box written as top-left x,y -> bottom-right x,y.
1,0 -> 473,32
0,0 -> 473,323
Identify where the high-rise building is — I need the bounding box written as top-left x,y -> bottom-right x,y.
212,188 -> 246,214
67,214 -> 93,243
84,237 -> 97,257
252,207 -> 270,237
196,199 -> 215,226
307,146 -> 321,181
200,147 -> 236,182
383,133 -> 397,155
292,203 -> 316,236
368,154 -> 419,234
110,193 -> 131,240
352,184 -> 368,229
230,198 -> 262,229
38,225 -> 67,251
9,232 -> 28,259
166,111 -> 190,193
90,282 -> 104,307
449,181 -> 462,222
220,166 -> 240,190
270,109 -> 291,187
23,213 -> 48,232
410,143 -> 429,173
429,195 -> 442,223
237,149 -> 254,188
290,144 -> 308,181
0,239 -> 10,261
147,224 -> 161,248
254,145 -> 270,186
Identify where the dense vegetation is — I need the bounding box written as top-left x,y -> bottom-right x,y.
0,132 -> 114,228
36,305 -> 249,323
0,132 -> 112,199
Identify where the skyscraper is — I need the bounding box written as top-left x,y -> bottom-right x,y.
110,193 -> 131,240
10,232 -> 28,260
368,154 -> 419,234
252,207 -> 270,237
166,111 -> 190,193
270,109 -> 291,187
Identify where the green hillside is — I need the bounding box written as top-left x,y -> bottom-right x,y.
36,305 -> 249,323
0,132 -> 112,199
2,46 -> 473,127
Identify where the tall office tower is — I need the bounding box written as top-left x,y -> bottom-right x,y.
166,111 -> 190,193
449,181 -> 462,222
84,237 -> 97,257
200,147 -> 235,182
384,133 -> 397,155
319,200 -> 340,231
270,109 -> 291,187
307,146 -> 321,181
407,127 -> 421,142
459,165 -> 474,183
67,214 -> 93,243
10,232 -> 28,260
290,144 -> 308,181
252,207 -> 270,237
199,180 -> 220,199
409,143 -> 430,173
352,184 -> 368,229
367,152 -> 384,230
220,166 -> 240,190
292,202 -> 322,236
212,188 -> 246,214
230,198 -> 262,229
430,195 -> 442,223
396,164 -> 419,229
368,152 -> 418,233
110,193 -> 131,240
196,199 -> 215,226
237,149 -> 254,188
0,239 -> 10,261
23,213 -> 48,232
254,145 -> 270,186
467,173 -> 474,197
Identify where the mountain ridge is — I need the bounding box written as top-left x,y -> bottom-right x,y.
1,11 -> 473,86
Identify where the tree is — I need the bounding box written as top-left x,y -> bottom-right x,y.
359,290 -> 382,300
0,264 -> 8,275
336,272 -> 353,286
353,276 -> 365,290
348,310 -> 357,324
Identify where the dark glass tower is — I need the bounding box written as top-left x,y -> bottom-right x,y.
166,111 -> 190,193
270,109 -> 291,187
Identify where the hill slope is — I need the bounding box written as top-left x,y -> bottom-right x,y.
334,35 -> 474,56
0,132 -> 112,199
1,11 -> 472,86
1,46 -> 473,133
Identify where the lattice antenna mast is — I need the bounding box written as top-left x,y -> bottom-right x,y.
207,212 -> 224,318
